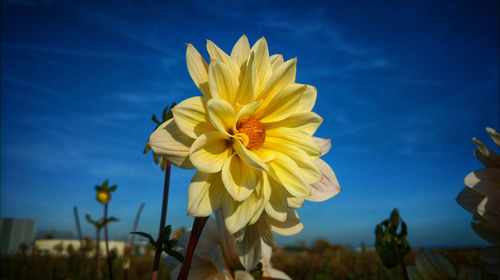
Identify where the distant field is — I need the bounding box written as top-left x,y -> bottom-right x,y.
0,244 -> 492,280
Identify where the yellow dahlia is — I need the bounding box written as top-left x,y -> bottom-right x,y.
149,35 -> 337,235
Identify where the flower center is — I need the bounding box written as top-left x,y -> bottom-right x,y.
236,115 -> 266,150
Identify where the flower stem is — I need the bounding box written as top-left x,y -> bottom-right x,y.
104,204 -> 113,280
95,227 -> 102,280
177,216 -> 209,280
123,202 -> 145,280
73,206 -> 83,255
152,161 -> 171,280
392,242 -> 409,280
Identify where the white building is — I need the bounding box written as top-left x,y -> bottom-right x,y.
34,239 -> 150,256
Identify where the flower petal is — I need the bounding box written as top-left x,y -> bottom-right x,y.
265,111 -> 323,136
473,137 -> 500,167
207,39 -> 240,77
221,154 -> 257,202
307,159 -> 341,202
208,61 -> 240,105
255,84 -> 308,123
257,58 -> 297,102
472,221 -> 500,245
486,127 -> 500,147
172,96 -> 213,138
249,37 -> 272,94
235,223 -> 261,271
236,100 -> 262,121
266,128 -> 322,157
222,193 -> 258,234
148,119 -> 195,169
207,98 -> 236,136
190,131 -> 232,173
269,153 -> 310,198
235,52 -> 256,105
313,137 -> 331,156
186,43 -> 210,98
264,176 -> 288,222
269,54 -> 284,71
263,139 -> 321,184
287,197 -> 305,208
234,271 -> 254,280
456,187 -> 484,214
187,172 -> 225,217
262,268 -> 292,280
266,209 -> 304,236
231,34 -> 250,68
233,139 -> 269,171
464,169 -> 500,197
415,248 -> 456,279
295,85 -> 317,113
249,172 -> 271,225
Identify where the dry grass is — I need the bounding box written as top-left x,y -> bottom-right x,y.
0,242 -> 493,280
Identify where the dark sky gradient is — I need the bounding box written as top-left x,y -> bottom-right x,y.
1,0 -> 498,247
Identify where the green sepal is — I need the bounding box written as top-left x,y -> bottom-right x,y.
108,185 -> 118,192
130,231 -> 156,246
166,248 -> 184,263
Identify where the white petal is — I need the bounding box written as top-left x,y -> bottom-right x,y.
307,159 -> 341,202
313,137 -> 331,156
262,268 -> 292,280
235,223 -> 261,271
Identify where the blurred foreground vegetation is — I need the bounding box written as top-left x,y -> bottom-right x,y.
0,239 -> 492,280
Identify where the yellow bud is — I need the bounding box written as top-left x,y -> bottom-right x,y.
96,191 -> 111,204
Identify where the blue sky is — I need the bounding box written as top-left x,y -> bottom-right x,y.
1,0 -> 498,248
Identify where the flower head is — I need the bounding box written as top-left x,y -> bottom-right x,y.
456,127 -> 500,244
149,35 -> 340,236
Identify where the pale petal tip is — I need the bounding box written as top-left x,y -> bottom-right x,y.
485,127 -> 497,134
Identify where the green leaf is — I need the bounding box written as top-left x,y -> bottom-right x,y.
102,180 -> 109,189
154,154 -> 159,164
166,248 -> 184,263
130,232 -> 156,246
85,214 -> 97,226
108,185 -> 118,192
95,186 -> 102,192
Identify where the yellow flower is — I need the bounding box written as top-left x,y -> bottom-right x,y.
149,35 -> 336,235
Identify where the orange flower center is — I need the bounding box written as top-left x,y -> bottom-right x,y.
237,115 -> 266,150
